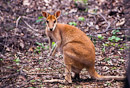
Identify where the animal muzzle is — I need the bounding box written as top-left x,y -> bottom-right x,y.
50,28 -> 53,31
48,23 -> 57,31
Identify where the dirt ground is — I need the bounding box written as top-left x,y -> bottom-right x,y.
0,0 -> 129,88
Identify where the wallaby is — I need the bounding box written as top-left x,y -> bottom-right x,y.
42,11 -> 125,83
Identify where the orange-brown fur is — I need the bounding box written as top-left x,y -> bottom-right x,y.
42,11 -> 125,83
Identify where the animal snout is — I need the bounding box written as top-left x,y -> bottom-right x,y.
50,28 -> 53,31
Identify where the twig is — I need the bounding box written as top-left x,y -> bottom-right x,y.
16,77 -> 34,88
22,20 -> 39,32
15,16 -> 44,37
16,16 -> 21,28
98,13 -> 111,33
28,73 -> 51,75
0,72 -> 19,81
88,12 -> 110,34
43,79 -> 64,83
94,28 -> 130,34
88,12 -> 129,34
22,16 -> 37,20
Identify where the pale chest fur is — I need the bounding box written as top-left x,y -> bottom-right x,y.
46,28 -> 63,53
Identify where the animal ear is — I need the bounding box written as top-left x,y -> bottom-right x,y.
42,11 -> 48,18
55,11 -> 61,18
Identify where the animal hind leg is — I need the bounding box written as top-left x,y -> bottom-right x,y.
64,64 -> 72,83
71,66 -> 81,80
88,67 -> 102,80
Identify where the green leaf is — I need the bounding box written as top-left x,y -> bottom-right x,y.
36,42 -> 43,46
115,37 -> 121,42
59,85 -> 64,87
119,48 -> 124,50
28,87 -> 35,88
52,42 -> 56,47
112,30 -> 120,35
38,16 -> 43,19
0,58 -> 3,61
83,0 -> 88,3
46,45 -> 49,50
30,80 -> 36,83
108,36 -> 121,42
85,8 -> 88,12
104,58 -> 111,62
97,34 -> 104,40
37,46 -> 41,49
111,36 -> 116,39
103,43 -> 108,46
36,19 -> 43,23
78,17 -> 85,21
13,58 -> 20,63
102,47 -> 105,52
42,46 -> 45,49
69,22 -> 77,26
111,67 -> 117,70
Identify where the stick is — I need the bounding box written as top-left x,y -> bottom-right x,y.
43,79 -> 64,83
0,72 -> 19,81
16,16 -> 21,28
99,13 -> 110,31
22,20 -> 39,32
88,13 -> 110,34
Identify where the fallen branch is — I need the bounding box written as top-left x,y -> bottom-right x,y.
88,12 -> 110,34
99,13 -> 110,32
22,19 -> 39,32
0,72 -> 19,81
27,73 -> 52,75
43,79 -> 64,83
88,12 -> 130,34
16,16 -> 21,28
15,16 -> 44,37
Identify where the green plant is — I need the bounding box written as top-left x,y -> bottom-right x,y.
119,47 -> 123,50
105,82 -> 111,86
52,42 -> 56,47
59,85 -> 64,88
30,80 -> 36,83
34,42 -> 45,53
97,34 -> 104,40
108,36 -> 121,42
104,58 -> 111,62
28,87 -> 35,88
13,58 -> 20,65
102,43 -> 108,52
111,29 -> 120,35
69,22 -> 77,26
0,58 -> 3,61
102,46 -> 105,52
111,67 -> 117,70
36,16 -> 43,23
108,29 -> 122,42
74,0 -> 88,4
82,0 -> 88,4
78,17 -> 85,21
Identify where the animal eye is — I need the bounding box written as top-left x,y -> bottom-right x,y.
54,20 -> 56,23
46,20 -> 49,23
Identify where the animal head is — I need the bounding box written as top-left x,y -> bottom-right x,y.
42,11 -> 61,31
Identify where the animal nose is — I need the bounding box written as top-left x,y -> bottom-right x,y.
50,28 -> 53,31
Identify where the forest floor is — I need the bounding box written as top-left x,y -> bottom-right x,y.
0,0 -> 129,88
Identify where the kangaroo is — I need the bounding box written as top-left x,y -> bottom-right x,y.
42,11 -> 125,83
